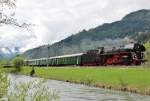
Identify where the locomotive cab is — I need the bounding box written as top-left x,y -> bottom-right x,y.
124,43 -> 146,65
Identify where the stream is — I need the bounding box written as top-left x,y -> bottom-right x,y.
9,74 -> 150,101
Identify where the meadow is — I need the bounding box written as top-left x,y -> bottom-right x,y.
3,66 -> 150,95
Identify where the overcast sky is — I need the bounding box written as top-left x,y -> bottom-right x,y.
0,0 -> 150,52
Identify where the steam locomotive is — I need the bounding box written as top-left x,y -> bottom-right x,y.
25,43 -> 146,66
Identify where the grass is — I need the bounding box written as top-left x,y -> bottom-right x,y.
3,66 -> 150,95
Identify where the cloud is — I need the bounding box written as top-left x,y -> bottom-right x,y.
0,25 -> 37,51
0,0 -> 150,52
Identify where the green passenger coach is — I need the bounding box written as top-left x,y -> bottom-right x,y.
48,53 -> 83,66
25,53 -> 83,66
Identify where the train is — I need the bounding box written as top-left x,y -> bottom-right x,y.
24,43 -> 146,66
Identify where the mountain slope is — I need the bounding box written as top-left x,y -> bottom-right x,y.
23,9 -> 150,59
0,47 -> 19,59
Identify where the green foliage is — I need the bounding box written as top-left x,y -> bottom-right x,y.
0,70 -> 9,98
145,41 -> 150,51
12,57 -> 24,71
7,79 -> 59,101
0,68 -> 59,101
144,41 -> 150,61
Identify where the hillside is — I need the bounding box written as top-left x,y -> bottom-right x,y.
23,9 -> 150,59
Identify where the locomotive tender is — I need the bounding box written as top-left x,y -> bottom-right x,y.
25,43 -> 146,66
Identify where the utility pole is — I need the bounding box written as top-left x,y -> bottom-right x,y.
47,44 -> 50,67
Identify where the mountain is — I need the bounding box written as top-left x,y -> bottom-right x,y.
0,47 -> 20,59
23,9 -> 150,59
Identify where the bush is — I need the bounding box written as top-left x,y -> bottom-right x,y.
145,41 -> 150,61
12,57 -> 24,71
0,70 -> 8,98
0,70 -> 59,101
7,79 -> 59,101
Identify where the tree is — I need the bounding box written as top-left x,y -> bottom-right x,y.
0,0 -> 33,30
12,57 -> 24,71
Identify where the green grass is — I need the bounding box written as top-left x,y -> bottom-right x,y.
4,66 -> 150,95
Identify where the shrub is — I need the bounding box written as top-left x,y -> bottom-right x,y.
0,70 -> 9,98
12,57 -> 24,71
0,70 -> 59,101
7,79 -> 59,101
145,41 -> 150,61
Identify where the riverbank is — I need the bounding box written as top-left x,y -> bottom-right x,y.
3,66 -> 150,95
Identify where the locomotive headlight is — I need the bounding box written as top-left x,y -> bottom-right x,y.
122,55 -> 128,58
132,53 -> 137,59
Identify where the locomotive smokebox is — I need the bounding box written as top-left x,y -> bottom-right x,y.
133,43 -> 146,52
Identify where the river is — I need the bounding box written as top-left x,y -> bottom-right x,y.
9,74 -> 150,101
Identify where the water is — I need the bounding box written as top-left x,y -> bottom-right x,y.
9,74 -> 150,101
